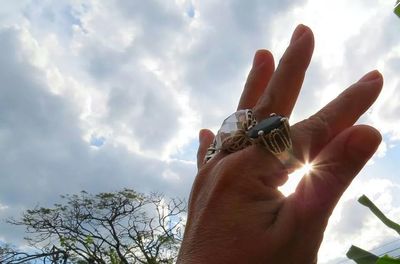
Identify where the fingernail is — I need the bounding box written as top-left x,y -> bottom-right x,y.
252,50 -> 269,68
290,24 -> 308,45
358,70 -> 382,83
347,127 -> 382,159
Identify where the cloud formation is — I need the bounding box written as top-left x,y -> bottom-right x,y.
0,1 -> 400,262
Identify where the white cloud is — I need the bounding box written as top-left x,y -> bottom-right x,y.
0,1 -> 400,262
377,140 -> 388,158
0,203 -> 8,211
0,23 -> 196,244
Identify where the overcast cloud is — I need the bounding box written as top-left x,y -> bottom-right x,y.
0,0 -> 400,263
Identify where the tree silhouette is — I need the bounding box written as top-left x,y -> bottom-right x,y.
2,189 -> 185,264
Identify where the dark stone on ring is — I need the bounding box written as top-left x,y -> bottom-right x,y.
246,115 -> 284,138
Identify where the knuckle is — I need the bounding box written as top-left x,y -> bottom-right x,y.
214,154 -> 248,184
278,47 -> 306,71
336,88 -> 354,105
278,55 -> 298,70
316,161 -> 350,193
214,156 -> 239,179
279,43 -> 311,69
294,111 -> 332,159
305,111 -> 332,140
245,68 -> 258,84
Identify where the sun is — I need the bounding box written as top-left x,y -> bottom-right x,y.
279,162 -> 314,196
300,162 -> 313,175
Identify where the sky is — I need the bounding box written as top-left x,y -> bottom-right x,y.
0,0 -> 400,263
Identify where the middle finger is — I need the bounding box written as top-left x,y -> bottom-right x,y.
253,24 -> 314,120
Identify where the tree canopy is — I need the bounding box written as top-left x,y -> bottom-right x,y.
1,189 -> 186,264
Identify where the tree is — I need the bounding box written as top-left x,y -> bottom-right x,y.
3,189 -> 186,264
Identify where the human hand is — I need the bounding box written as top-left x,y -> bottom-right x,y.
178,24 -> 383,264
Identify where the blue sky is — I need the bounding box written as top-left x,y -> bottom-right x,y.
0,1 -> 400,263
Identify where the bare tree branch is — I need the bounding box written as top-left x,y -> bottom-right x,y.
3,189 -> 185,264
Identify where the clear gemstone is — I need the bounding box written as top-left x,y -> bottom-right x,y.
215,110 -> 250,149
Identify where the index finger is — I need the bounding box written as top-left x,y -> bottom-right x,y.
291,70 -> 383,163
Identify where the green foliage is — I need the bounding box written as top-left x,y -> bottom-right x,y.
377,256 -> 400,264
358,195 -> 400,235
108,249 -> 122,264
346,245 -> 378,264
347,195 -> 400,263
395,0 -> 400,17
84,236 -> 93,245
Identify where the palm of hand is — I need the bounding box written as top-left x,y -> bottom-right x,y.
178,25 -> 382,264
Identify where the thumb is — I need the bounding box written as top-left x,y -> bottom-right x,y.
272,125 -> 381,260
197,129 -> 215,169
294,125 -> 382,220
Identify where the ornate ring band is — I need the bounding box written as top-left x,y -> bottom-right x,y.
247,113 -> 295,169
204,110 -> 294,169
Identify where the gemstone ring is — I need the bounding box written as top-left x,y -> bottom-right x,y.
205,109 -> 256,162
204,110 -> 294,168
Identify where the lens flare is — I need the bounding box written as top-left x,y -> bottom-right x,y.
279,162 -> 314,196
301,162 -> 313,175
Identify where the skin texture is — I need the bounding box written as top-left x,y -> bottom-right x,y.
177,25 -> 383,264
